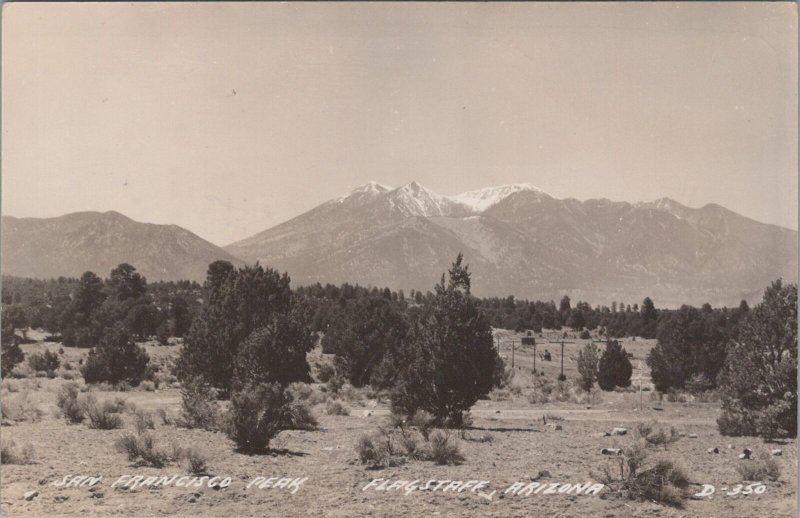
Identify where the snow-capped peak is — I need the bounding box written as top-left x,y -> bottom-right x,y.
336,181 -> 393,203
451,183 -> 547,211
387,181 -> 468,217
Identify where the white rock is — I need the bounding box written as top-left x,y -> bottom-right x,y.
772,449 -> 782,456
611,427 -> 627,436
23,491 -> 38,501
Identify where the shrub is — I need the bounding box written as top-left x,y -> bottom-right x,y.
228,382 -> 289,453
27,350 -> 60,374
86,399 -> 124,429
184,447 -> 209,475
139,381 -> 156,392
57,382 -> 87,424
316,362 -> 336,383
339,383 -> 363,404
737,451 -> 780,481
156,408 -> 174,426
0,439 -> 35,465
489,388 -> 511,401
326,374 -> 345,395
406,410 -> 436,440
599,443 -> 688,508
2,392 -> 43,423
285,400 -> 319,431
288,382 -> 327,405
598,340 -> 632,391
626,460 -> 689,507
428,431 -> 464,465
355,431 -> 401,468
179,377 -> 223,431
9,363 -> 34,379
134,410 -> 156,433
326,400 -> 350,416
399,432 -> 425,460
114,432 -> 180,468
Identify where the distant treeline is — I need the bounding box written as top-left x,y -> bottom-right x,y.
3,268 -> 751,345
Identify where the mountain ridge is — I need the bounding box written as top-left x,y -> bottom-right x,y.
1,211 -> 243,282
224,181 -> 797,306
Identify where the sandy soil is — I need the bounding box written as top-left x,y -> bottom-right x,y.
1,340 -> 796,517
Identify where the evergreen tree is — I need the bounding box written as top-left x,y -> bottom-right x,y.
108,263 -> 147,301
647,305 -> 727,392
321,295 -> 407,387
597,339 -> 632,391
577,341 -> 599,391
639,297 -> 658,339
176,261 -> 295,393
233,311 -> 315,388
717,280 -> 797,439
390,254 -> 501,426
61,271 -> 107,347
81,323 -> 150,384
1,309 -> 24,377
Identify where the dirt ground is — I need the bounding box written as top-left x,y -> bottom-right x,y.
1,337 -> 796,517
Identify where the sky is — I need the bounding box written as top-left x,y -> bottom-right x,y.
2,2 -> 797,246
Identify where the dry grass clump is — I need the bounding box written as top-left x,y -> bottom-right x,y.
355,430 -> 405,469
183,447 -> 210,475
598,441 -> 689,508
2,391 -> 43,423
325,400 -> 349,416
114,431 -> 183,468
286,400 -> 319,431
156,408 -> 174,426
85,397 -> 124,430
178,378 -> 225,431
0,438 -> 35,465
356,418 -> 466,469
428,431 -> 464,465
56,382 -> 89,424
737,451 -> 781,481
134,409 -> 156,433
288,382 -> 327,406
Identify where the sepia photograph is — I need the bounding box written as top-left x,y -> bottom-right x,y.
1,2 -> 797,516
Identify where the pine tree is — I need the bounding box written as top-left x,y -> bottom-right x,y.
177,261 -> 296,393
1,309 -> 24,377
577,342 -> 599,391
321,295 -> 407,387
717,280 -> 797,439
390,254 -> 501,426
597,339 -> 632,391
81,323 -> 150,384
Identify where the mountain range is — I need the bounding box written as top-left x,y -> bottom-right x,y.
2,182 -> 796,306
1,211 -> 243,282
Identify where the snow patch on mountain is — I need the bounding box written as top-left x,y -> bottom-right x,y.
336,181 -> 393,202
386,181 -> 471,217
451,183 -> 548,211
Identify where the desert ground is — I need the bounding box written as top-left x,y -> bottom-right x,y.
1,331 -> 796,517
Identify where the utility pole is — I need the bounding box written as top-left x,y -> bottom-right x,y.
511,339 -> 515,369
533,341 -> 536,373
560,341 -> 564,378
